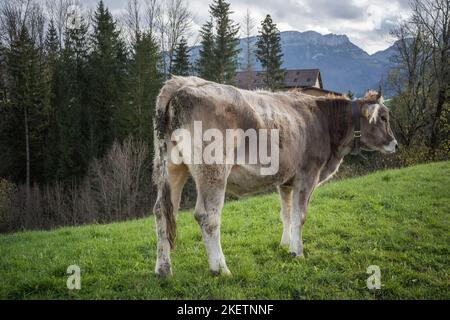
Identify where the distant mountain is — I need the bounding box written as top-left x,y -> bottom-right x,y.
371,44 -> 398,64
189,30 -> 398,97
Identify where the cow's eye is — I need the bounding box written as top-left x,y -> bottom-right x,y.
381,116 -> 387,122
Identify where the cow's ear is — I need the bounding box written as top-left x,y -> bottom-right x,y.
362,108 -> 370,118
362,104 -> 379,123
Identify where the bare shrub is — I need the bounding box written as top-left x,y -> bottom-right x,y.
1,137 -> 154,233
87,137 -> 152,222
0,178 -> 16,232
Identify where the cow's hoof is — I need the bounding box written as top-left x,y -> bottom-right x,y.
211,268 -> 232,277
290,252 -> 304,259
155,264 -> 173,277
222,268 -> 232,277
155,269 -> 172,278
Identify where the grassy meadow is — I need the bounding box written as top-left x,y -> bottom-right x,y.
0,162 -> 449,299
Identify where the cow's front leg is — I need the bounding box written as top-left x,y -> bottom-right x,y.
278,185 -> 293,247
290,173 -> 319,257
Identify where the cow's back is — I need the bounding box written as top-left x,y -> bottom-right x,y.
166,78 -> 329,194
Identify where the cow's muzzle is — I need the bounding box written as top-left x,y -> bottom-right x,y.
383,139 -> 398,154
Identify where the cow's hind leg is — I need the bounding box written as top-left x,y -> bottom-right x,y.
168,163 -> 189,216
192,165 -> 231,275
154,163 -> 189,277
278,185 -> 293,247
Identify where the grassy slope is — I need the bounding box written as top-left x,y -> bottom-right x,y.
0,162 -> 449,300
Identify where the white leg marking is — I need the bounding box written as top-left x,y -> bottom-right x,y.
279,187 -> 292,247
289,190 -> 303,257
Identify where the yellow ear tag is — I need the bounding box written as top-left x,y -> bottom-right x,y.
363,109 -> 369,118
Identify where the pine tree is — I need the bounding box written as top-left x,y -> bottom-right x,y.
209,0 -> 240,84
243,9 -> 256,89
42,19 -> 61,181
172,37 -> 190,76
128,31 -> 162,153
88,0 -> 128,159
197,19 -> 215,80
45,20 -> 59,61
52,17 -> 90,181
0,43 -> 11,181
0,44 -> 6,105
1,27 -> 49,185
255,15 -> 284,91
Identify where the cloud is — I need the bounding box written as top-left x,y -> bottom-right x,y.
305,0 -> 364,20
85,0 -> 412,54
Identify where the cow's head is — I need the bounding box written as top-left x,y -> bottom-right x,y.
360,90 -> 398,154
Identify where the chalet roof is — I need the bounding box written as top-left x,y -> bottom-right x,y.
235,69 -> 323,90
292,86 -> 343,97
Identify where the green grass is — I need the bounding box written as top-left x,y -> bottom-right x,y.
1,162 -> 449,299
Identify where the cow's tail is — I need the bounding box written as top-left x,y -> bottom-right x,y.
153,76 -> 194,250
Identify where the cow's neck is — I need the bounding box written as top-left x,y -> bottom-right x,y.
321,100 -> 356,157
317,100 -> 357,182
334,116 -> 356,158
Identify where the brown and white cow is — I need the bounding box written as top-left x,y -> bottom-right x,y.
152,76 -> 397,277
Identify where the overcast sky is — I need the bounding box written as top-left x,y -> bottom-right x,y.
81,0 -> 412,54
